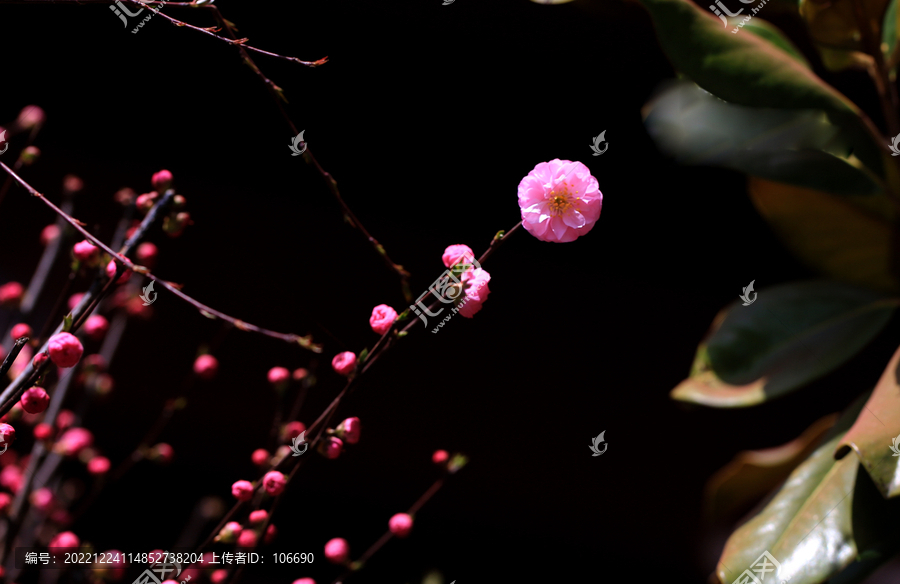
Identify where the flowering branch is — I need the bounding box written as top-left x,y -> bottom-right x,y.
0,161 -> 322,353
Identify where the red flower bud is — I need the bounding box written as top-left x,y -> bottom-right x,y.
388,513 -> 413,538
20,387 -> 49,414
49,531 -> 80,549
151,170 -> 173,192
34,423 -> 52,441
236,529 -> 257,548
324,538 -> 349,564
10,323 -> 31,340
231,480 -> 254,502
72,240 -> 98,263
249,510 -> 268,525
40,224 -> 60,246
193,355 -> 218,380
318,436 -> 343,460
84,315 -> 109,341
251,449 -> 269,466
0,282 -> 23,306
263,471 -> 287,496
87,456 -> 110,475
48,333 -> 83,368
335,417 -> 360,445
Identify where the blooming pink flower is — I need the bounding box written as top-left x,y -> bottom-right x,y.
369,304 -> 398,335
20,387 -> 49,414
432,449 -> 449,464
31,487 -> 55,512
49,531 -> 80,549
263,470 -> 287,496
518,159 -> 602,243
237,529 -> 257,548
72,240 -> 98,263
268,366 -> 290,386
251,448 -> 270,466
152,170 -> 173,192
337,417 -> 360,444
324,538 -> 350,564
0,493 -> 11,514
264,524 -> 277,544
106,260 -> 131,284
194,354 -> 218,380
58,428 -> 93,456
249,509 -> 268,525
41,224 -> 60,246
388,513 -> 413,538
10,323 -> 31,340
136,242 -> 158,266
83,315 -> 109,341
442,244 -> 476,268
331,352 -> 357,376
48,333 -> 84,368
0,282 -> 23,306
318,436 -> 343,460
282,421 -> 305,442
458,268 -> 491,318
34,423 -> 52,441
87,456 -> 111,475
232,480 -> 254,501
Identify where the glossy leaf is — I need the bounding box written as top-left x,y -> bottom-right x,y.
733,17 -> 811,67
884,0 -> 898,61
748,177 -> 900,293
643,81 -> 879,195
671,281 -> 896,407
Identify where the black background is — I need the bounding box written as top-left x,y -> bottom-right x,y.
2,0 -> 900,582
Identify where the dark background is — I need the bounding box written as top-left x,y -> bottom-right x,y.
2,0 -> 900,582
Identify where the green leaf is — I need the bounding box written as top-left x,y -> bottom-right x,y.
358,347 -> 369,365
735,17 -> 811,68
63,314 -> 73,333
643,81 -> 879,195
638,0 -> 884,180
671,281 -> 896,407
883,0 -> 898,60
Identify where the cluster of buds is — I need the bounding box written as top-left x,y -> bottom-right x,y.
135,170 -> 191,238
318,417 -> 360,460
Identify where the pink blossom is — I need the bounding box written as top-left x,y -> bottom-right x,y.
40,224 -> 60,246
0,282 -> 23,305
369,304 -> 398,335
268,366 -> 290,386
34,423 -> 52,440
48,333 -> 84,368
263,470 -> 287,496
318,436 -> 343,460
10,323 -> 31,340
32,353 -> 48,369
249,509 -> 268,525
84,315 -> 109,341
0,493 -> 11,514
136,193 -> 157,213
194,354 -> 218,380
458,268 -> 491,318
442,244 -> 477,269
0,465 -> 21,493
72,240 -> 98,263
337,417 -> 360,444
331,352 -> 357,376
237,529 -> 257,548
152,170 -> 173,192
20,387 -> 49,414
217,521 -> 243,543
282,421 -> 305,442
56,410 -> 75,430
264,524 -> 277,544
232,480 -> 254,501
136,242 -> 158,266
106,260 -> 131,284
87,456 -> 111,475
251,449 -> 270,466
517,159 -> 602,243
210,570 -> 229,584
293,367 -> 309,381
30,487 -> 55,512
49,531 -> 80,549
0,424 -> 16,448
324,538 -> 350,564
293,579 -> 316,584
58,428 -> 93,456
432,449 -> 449,464
67,292 -> 84,311
388,513 -> 413,538
17,105 -> 45,130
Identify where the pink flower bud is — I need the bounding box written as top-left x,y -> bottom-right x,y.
336,417 -> 361,445
30,487 -> 55,512
34,423 -> 52,440
20,387 -> 49,414
388,513 -> 413,538
150,443 -> 174,464
32,352 -> 48,369
293,579 -> 316,584
231,480 -> 254,502
0,465 -> 21,493
216,521 -> 243,544
67,292 -> 84,311
281,421 -> 305,443
58,428 -> 93,456
432,450 -> 449,464
369,304 -> 398,335
48,333 -> 83,368
331,352 -> 357,377
114,188 -> 136,206
72,240 -> 98,263
264,524 -> 277,544
0,282 -> 23,306
83,315 -> 109,341
16,105 -> 45,130
136,193 -> 157,213
10,323 -> 31,340
136,242 -> 158,267
21,145 -> 40,166
106,260 -> 131,284
194,354 -> 218,380
324,538 -> 349,564
251,448 -> 270,466
293,367 -> 309,381
210,569 -> 229,584
267,366 -> 290,387
40,224 -> 61,246
442,244 -> 476,268
249,509 -> 268,525
49,531 -> 80,549
0,493 -> 10,514
318,436 -> 343,460
152,170 -> 173,192
236,529 -> 257,548
518,159 -> 602,243
263,471 -> 287,496
56,410 -> 75,430
87,456 -> 110,475
62,175 -> 83,195
0,424 -> 16,448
